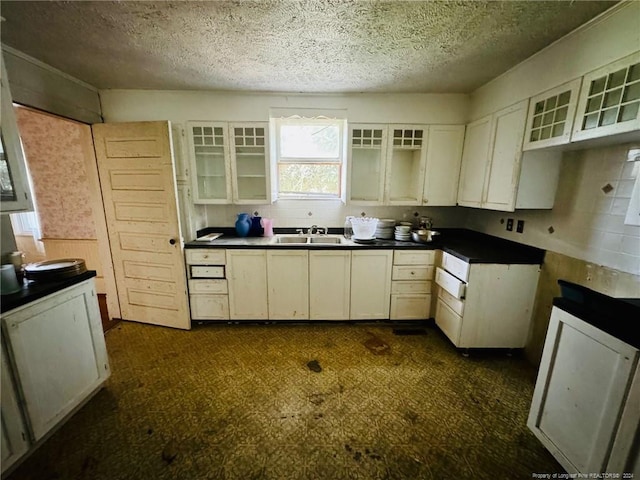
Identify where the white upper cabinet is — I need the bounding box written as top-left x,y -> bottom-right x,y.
385,125 -> 427,205
229,122 -> 270,204
347,124 -> 388,205
458,100 -> 561,212
523,78 -> 582,150
457,115 -> 492,208
572,52 -> 640,142
187,121 -> 232,204
1,54 -> 33,214
422,125 -> 465,206
483,100 -> 529,211
187,121 -> 270,204
348,123 -> 464,206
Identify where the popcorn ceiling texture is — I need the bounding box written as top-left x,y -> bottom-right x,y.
0,0 -> 615,93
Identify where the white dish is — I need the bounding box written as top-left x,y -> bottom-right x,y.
353,237 -> 376,244
195,232 -> 223,241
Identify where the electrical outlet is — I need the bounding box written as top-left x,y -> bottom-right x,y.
516,220 -> 525,233
506,218 -> 514,231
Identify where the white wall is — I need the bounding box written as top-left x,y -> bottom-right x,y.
100,90 -> 468,125
466,143 -> 640,276
469,1 -> 640,120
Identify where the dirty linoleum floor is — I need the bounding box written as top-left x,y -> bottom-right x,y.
7,321 -> 563,480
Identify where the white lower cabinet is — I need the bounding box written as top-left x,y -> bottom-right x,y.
1,344 -> 29,474
189,293 -> 229,320
390,250 -> 435,320
1,278 -> 110,475
435,260 -> 540,348
528,307 -> 640,475
350,250 -> 393,320
267,250 -> 309,320
226,249 -> 268,320
309,250 -> 351,320
186,249 -> 229,321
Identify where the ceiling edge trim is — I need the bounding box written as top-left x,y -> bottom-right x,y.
1,44 -> 98,92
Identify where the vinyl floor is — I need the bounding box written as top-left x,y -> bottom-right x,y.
6,321 -> 563,480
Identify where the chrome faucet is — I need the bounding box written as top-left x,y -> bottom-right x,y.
307,225 -> 328,235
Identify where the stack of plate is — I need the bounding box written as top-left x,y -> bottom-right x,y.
375,218 -> 396,239
24,258 -> 87,283
394,225 -> 412,241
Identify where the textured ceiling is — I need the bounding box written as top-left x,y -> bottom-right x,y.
0,0 -> 618,93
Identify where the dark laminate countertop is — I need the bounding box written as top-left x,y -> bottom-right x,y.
554,280 -> 640,349
1,270 -> 97,314
185,227 -> 545,265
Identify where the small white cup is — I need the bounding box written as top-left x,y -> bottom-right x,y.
1,264 -> 21,295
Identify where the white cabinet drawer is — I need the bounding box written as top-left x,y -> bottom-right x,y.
392,265 -> 434,281
391,280 -> 432,294
190,265 -> 225,278
441,252 -> 469,282
394,250 -> 435,266
188,279 -> 228,294
435,297 -> 463,346
437,286 -> 465,317
435,267 -> 466,299
189,294 -> 229,320
186,249 -> 226,265
390,294 -> 431,320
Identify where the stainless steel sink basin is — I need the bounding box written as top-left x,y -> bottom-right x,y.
270,235 -> 346,245
273,236 -> 308,244
308,236 -> 342,244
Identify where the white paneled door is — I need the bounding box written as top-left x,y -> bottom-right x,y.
92,121 -> 190,330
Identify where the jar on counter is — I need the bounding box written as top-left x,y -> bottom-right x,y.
344,216 -> 354,239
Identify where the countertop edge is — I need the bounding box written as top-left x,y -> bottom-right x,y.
1,271 -> 97,314
185,228 -> 545,265
552,296 -> 640,350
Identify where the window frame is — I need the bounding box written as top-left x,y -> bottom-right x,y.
271,116 -> 347,201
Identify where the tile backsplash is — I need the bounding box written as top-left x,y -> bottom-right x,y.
204,203 -> 468,231
466,142 -> 640,277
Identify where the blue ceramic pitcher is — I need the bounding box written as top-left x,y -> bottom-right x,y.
235,213 -> 251,237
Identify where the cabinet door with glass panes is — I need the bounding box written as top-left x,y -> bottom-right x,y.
385,125 -> 427,205
229,123 -> 270,204
523,78 -> 582,150
572,53 -> 640,142
187,122 -> 232,204
348,124 -> 388,205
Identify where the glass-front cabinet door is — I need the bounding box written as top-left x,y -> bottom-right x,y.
229,123 -> 270,204
186,121 -> 231,204
572,52 -> 640,142
523,78 -> 582,150
348,124 -> 387,205
1,55 -> 32,214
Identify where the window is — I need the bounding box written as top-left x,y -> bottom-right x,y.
272,116 -> 346,199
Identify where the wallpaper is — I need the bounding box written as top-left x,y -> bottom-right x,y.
15,107 -> 97,239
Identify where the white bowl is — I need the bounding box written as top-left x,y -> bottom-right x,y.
350,217 -> 379,239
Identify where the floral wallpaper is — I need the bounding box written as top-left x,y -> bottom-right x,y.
15,107 -> 97,239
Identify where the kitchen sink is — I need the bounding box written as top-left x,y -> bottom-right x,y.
270,235 -> 346,245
